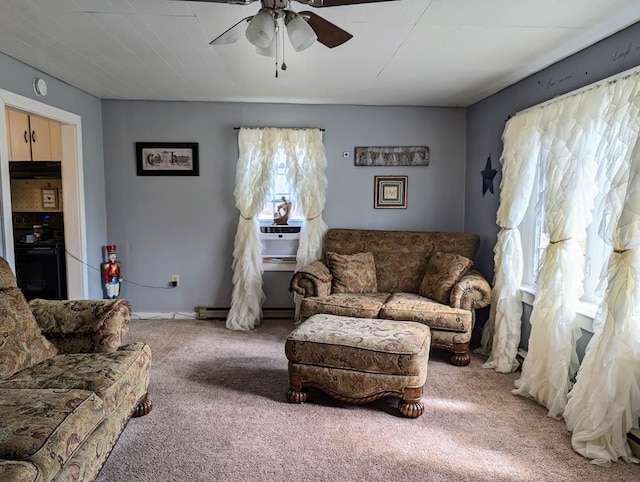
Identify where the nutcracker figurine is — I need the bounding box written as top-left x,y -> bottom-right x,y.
102,245 -> 123,299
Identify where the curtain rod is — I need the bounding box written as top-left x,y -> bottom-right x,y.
233,126 -> 325,131
516,64 -> 640,117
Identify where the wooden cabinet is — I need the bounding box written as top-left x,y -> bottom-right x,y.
5,109 -> 62,162
7,109 -> 30,161
49,122 -> 62,162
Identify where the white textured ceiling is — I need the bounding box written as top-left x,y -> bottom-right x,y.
0,0 -> 639,107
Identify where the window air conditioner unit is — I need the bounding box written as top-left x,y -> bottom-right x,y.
259,224 -> 301,271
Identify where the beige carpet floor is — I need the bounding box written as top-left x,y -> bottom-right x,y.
97,318 -> 639,482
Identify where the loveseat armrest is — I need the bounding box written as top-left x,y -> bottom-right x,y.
27,298 -> 132,354
450,270 -> 491,310
289,260 -> 332,298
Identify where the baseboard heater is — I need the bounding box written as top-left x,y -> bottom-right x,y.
516,348 -> 527,369
196,306 -> 295,320
629,427 -> 640,458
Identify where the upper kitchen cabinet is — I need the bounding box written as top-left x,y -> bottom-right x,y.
6,108 -> 62,162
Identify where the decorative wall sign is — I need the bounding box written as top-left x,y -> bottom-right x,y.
374,176 -> 407,209
355,146 -> 429,167
136,142 -> 199,176
481,154 -> 497,196
41,188 -> 58,209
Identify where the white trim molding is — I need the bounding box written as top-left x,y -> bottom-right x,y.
0,88 -> 88,298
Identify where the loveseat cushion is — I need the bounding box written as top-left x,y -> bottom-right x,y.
0,288 -> 58,380
326,251 -> 377,294
300,293 -> 390,319
380,293 -> 472,333
0,342 -> 151,417
0,388 -> 105,482
322,229 -> 480,294
419,252 -> 473,304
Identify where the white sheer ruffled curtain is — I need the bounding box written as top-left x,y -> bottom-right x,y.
479,111 -> 541,373
227,128 -> 276,331
287,129 -> 328,269
283,129 -> 329,318
512,91 -> 603,418
486,68 -> 640,465
564,73 -> 640,466
227,127 -> 327,331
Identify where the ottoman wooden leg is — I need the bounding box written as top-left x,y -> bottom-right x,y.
286,372 -> 308,404
398,386 -> 424,418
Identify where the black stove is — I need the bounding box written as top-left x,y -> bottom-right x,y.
13,212 -> 66,300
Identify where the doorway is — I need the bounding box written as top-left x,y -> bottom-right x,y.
0,89 -> 88,299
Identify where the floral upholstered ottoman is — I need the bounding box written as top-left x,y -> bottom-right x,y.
284,314 -> 430,418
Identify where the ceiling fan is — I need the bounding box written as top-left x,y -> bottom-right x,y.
184,1 -> 398,59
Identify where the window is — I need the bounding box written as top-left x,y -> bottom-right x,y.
521,169 -> 611,306
257,159 -> 303,224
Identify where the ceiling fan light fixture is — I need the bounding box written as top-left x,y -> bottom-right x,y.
285,12 -> 317,52
255,36 -> 278,57
245,8 -> 276,49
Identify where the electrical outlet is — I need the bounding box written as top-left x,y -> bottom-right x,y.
171,274 -> 179,287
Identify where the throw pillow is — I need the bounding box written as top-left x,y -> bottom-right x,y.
0,288 -> 58,380
419,251 -> 473,304
326,251 -> 377,294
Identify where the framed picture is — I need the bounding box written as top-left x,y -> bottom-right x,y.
41,188 -> 58,209
374,176 -> 407,209
136,142 -> 199,176
355,146 -> 429,166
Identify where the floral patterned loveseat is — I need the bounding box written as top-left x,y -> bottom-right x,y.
289,229 -> 491,366
0,257 -> 152,482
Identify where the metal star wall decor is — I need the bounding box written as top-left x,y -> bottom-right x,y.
481,154 -> 498,196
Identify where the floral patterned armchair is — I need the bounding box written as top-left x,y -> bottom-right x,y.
0,257 -> 151,482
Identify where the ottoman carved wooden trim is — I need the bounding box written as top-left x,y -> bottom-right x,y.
285,314 -> 430,418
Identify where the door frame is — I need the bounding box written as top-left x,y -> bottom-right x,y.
0,89 -> 88,298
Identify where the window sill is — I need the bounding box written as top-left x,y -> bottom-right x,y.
258,219 -> 303,226
520,284 -> 597,333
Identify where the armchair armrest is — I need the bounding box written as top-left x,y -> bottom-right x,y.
450,270 -> 492,310
289,260 -> 332,298
28,298 -> 132,354
0,460 -> 40,481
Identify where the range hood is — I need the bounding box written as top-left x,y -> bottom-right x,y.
9,161 -> 62,179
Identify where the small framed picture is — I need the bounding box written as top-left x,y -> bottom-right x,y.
41,188 -> 58,209
374,176 -> 407,209
136,142 -> 199,176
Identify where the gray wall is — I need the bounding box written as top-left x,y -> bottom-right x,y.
101,102 -> 466,312
0,53 -> 107,299
465,21 -> 640,342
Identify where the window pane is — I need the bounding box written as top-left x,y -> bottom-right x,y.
524,166 -> 608,308
257,156 -> 303,222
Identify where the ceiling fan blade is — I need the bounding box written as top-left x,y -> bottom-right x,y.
298,0 -> 399,7
299,11 -> 352,48
209,16 -> 252,45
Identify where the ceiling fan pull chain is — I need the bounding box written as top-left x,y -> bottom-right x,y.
275,21 -> 280,78
281,31 -> 287,72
